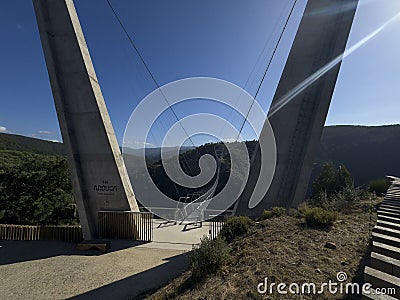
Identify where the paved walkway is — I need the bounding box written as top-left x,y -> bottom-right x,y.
138,219 -> 211,250
0,220 -> 213,299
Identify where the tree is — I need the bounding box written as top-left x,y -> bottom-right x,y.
0,151 -> 77,225
336,164 -> 353,191
312,162 -> 337,197
312,162 -> 354,198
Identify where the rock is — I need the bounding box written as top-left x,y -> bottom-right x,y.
315,268 -> 322,274
324,242 -> 337,250
341,261 -> 349,266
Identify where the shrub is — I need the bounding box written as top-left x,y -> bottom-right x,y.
262,207 -> 286,219
288,208 -> 301,218
309,186 -> 367,213
220,216 -> 251,243
189,235 -> 229,282
368,178 -> 390,196
302,207 -> 338,228
312,162 -> 353,198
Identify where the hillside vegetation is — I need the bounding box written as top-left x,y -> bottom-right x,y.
147,205 -> 376,299
0,133 -> 64,156
315,125 -> 400,186
2,125 -> 399,187
0,125 -> 398,225
147,165 -> 378,299
0,150 -> 76,225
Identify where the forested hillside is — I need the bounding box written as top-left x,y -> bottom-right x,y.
0,125 -> 399,224
313,125 -> 400,186
0,133 -> 64,156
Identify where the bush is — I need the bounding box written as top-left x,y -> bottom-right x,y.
309,186 -> 367,213
189,235 -> 229,282
262,207 -> 286,219
0,151 -> 76,225
302,207 -> 338,228
312,162 -> 353,198
368,178 -> 390,196
220,216 -> 251,243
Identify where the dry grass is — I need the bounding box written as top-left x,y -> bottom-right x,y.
146,199 -> 379,300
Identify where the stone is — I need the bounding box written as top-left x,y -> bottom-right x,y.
324,242 -> 337,250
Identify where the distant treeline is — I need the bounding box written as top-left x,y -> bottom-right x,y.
1,124 -> 399,224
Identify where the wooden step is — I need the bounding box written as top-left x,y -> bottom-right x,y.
373,241 -> 400,261
372,232 -> 400,248
377,220 -> 400,231
371,252 -> 400,277
379,207 -> 400,214
382,201 -> 400,207
380,205 -> 400,211
378,211 -> 400,218
374,226 -> 400,239
364,267 -> 400,298
76,240 -> 110,251
378,215 -> 400,225
383,201 -> 400,206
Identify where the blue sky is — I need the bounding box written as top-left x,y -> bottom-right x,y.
0,0 -> 399,145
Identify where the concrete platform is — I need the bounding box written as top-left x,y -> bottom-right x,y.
0,218 -> 221,299
136,219 -> 216,251
0,240 -> 188,299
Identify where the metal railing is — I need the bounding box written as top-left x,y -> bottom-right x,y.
0,224 -> 83,243
208,214 -> 228,239
97,211 -> 153,241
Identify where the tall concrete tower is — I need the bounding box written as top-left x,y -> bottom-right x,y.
33,0 -> 139,240
236,0 -> 359,216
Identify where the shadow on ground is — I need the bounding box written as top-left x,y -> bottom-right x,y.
0,239 -> 148,265
342,240 -> 372,300
68,253 -> 188,300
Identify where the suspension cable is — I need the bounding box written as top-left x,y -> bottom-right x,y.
217,0 -> 293,139
105,0 -> 198,149
105,0 -> 200,184
236,0 -> 298,141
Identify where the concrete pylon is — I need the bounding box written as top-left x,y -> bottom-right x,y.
33,0 -> 139,240
236,0 -> 359,216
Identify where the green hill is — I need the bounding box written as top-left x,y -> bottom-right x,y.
314,125 -> 400,187
1,124 -> 399,188
0,133 -> 65,156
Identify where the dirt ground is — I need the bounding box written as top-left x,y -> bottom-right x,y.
148,202 -> 377,300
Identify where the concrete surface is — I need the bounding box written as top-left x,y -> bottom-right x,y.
0,220 -> 215,299
236,0 -> 359,216
32,0 -> 139,240
137,219 -> 213,250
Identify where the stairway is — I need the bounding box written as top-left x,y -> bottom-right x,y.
363,177 -> 400,299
